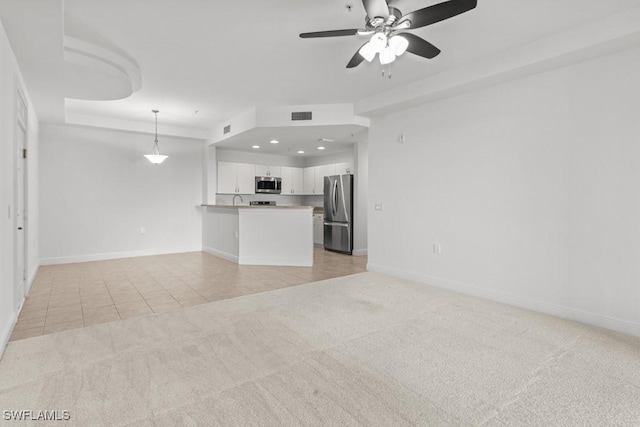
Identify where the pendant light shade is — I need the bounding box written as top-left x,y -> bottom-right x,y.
145,110 -> 168,164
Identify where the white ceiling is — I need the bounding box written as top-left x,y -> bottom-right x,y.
215,125 -> 366,158
2,0 -> 640,142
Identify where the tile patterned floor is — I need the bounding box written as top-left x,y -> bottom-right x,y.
10,248 -> 366,341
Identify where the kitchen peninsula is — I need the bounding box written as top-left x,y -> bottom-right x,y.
202,205 -> 314,266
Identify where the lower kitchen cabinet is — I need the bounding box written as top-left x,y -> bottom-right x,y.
313,213 -> 324,245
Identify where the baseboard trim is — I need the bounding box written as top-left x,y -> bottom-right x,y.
239,257 -> 312,267
202,246 -> 239,264
40,248 -> 201,265
367,263 -> 640,338
26,264 -> 39,296
353,249 -> 368,256
0,312 -> 18,360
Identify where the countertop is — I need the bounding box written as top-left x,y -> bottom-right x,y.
201,204 -> 313,210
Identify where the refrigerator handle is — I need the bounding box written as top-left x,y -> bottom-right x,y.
324,222 -> 349,227
333,179 -> 338,218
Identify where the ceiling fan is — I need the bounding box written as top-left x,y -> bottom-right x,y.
299,0 -> 477,69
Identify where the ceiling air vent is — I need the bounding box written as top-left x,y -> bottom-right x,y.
223,125 -> 231,134
291,111 -> 313,121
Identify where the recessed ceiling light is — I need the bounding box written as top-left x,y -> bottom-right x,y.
252,145 -> 260,149
317,146 -> 326,150
297,150 -> 305,154
270,140 -> 279,144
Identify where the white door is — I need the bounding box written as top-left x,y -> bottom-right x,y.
15,109 -> 27,308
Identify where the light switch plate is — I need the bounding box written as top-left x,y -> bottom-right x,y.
375,203 -> 384,211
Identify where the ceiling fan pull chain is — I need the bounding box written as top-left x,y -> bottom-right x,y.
388,62 -> 392,79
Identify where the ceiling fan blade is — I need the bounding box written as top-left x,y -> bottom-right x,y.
300,29 -> 359,38
362,0 -> 389,19
398,0 -> 477,29
402,33 -> 441,59
346,45 -> 368,68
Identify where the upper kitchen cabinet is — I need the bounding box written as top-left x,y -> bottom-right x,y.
303,167 -> 316,194
303,164 -> 336,195
255,165 -> 282,178
217,162 -> 255,194
335,162 -> 354,175
281,167 -> 304,195
314,164 -> 335,194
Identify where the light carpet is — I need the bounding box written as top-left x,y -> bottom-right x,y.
1,272 -> 639,426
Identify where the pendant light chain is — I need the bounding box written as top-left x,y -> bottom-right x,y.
144,109 -> 168,164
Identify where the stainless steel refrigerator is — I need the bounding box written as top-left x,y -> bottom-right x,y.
324,174 -> 353,255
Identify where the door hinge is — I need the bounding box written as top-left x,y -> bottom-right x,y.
22,149 -> 27,159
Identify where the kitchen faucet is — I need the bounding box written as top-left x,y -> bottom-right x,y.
232,194 -> 244,206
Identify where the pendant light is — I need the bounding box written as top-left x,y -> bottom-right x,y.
144,109 -> 168,164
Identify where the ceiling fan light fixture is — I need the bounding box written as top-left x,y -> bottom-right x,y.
379,46 -> 396,65
356,29 -> 374,36
395,20 -> 411,30
389,35 -> 409,56
358,42 -> 376,62
369,32 -> 387,53
145,110 -> 168,164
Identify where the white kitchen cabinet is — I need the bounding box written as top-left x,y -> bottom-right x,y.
303,167 -> 316,194
281,166 -> 304,195
313,213 -> 324,245
255,165 -> 281,178
304,164 -> 339,195
314,164 -> 335,195
217,162 -> 255,194
335,161 -> 354,175
237,163 -> 256,194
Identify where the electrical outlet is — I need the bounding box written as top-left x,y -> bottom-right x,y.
234,230 -> 239,239
375,203 -> 384,211
140,227 -> 146,235
433,243 -> 442,255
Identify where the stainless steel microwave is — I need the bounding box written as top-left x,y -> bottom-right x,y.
255,176 -> 282,194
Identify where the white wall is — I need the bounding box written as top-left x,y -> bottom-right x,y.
0,20 -> 39,356
353,133 -> 368,255
368,46 -> 640,336
39,125 -> 203,264
216,149 -> 307,168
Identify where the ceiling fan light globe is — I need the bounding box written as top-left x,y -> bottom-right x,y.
389,35 -> 409,56
358,42 -> 376,62
379,46 -> 396,65
369,32 -> 387,53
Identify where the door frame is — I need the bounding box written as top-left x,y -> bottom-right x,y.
14,87 -> 28,308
